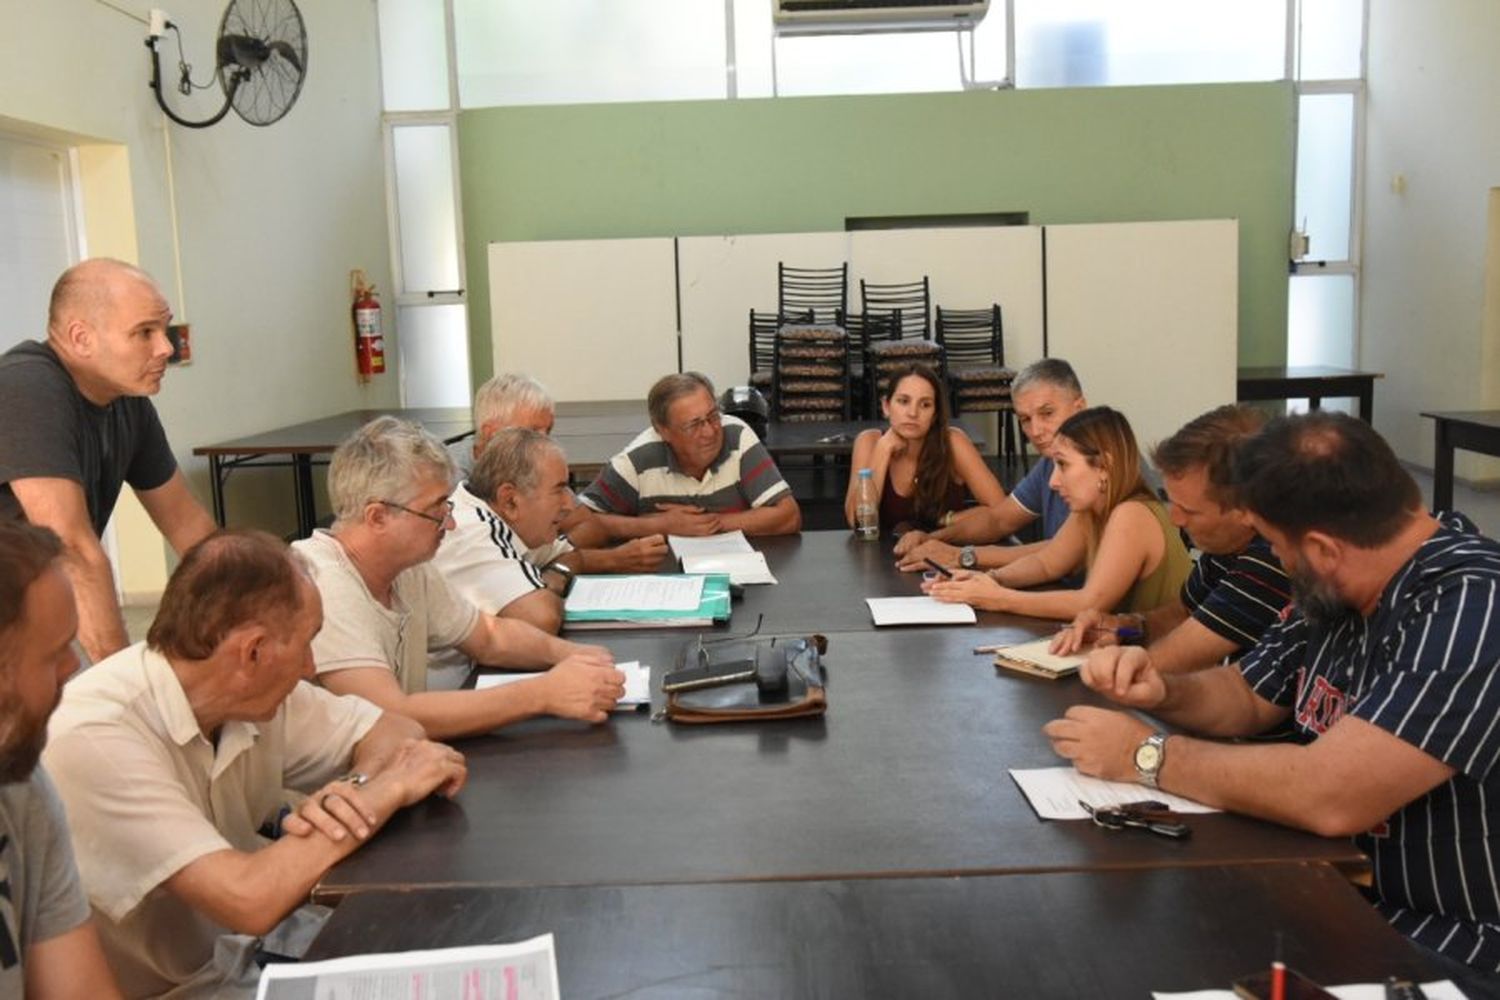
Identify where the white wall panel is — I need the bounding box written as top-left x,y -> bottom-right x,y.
678,231 -> 851,390
490,237 -> 678,401
1045,220 -> 1239,452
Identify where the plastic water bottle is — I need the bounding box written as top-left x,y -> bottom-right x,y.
855,468 -> 879,541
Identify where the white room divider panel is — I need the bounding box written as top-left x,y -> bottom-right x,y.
847,227 -> 1046,366
678,231 -> 852,391
489,237 -> 678,401
1044,220 -> 1239,451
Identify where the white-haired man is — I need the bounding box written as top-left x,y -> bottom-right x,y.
292,417 -> 624,735
435,429 -> 667,635
449,372 -> 556,478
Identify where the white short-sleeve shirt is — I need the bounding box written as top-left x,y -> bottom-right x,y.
42,643 -> 381,998
294,530 -> 481,694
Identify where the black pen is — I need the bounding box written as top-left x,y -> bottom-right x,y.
923,558 -> 953,578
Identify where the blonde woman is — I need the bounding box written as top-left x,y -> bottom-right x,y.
923,406 -> 1190,619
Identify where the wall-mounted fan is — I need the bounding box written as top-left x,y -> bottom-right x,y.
146,0 -> 308,128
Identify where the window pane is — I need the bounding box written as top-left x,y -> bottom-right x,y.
391,125 -> 460,293
1015,0 -> 1286,88
1288,272 -> 1354,366
1297,0 -> 1363,80
377,0 -> 450,111
455,0 -> 726,108
397,304 -> 471,408
1294,92 -> 1354,262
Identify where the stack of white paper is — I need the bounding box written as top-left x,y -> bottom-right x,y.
477,660 -> 652,709
1007,767 -> 1218,820
667,531 -> 754,559
865,596 -> 978,626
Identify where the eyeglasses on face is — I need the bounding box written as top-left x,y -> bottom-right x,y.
379,498 -> 455,525
675,407 -> 722,436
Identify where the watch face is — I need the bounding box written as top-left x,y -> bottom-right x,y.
960,547 -> 976,568
1134,743 -> 1162,772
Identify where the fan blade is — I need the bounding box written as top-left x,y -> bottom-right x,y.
217,33 -> 269,69
267,40 -> 304,75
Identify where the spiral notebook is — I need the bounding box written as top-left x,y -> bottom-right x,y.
992,637 -> 1086,680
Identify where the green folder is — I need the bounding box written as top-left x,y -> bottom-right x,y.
563,573 -> 732,630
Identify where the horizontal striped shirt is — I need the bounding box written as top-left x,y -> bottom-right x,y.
1239,512 -> 1500,971
1180,535 -> 1290,653
579,415 -> 790,516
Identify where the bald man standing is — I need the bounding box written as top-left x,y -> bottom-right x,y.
0,259 -> 216,662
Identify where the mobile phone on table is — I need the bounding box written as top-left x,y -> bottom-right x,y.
1232,968 -> 1338,1000
662,656 -> 758,693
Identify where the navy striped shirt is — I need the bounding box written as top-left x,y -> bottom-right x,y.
1180,536 -> 1290,653
1239,513 -> 1500,970
579,415 -> 790,516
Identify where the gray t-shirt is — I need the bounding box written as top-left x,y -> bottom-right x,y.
0,768 -> 92,991
0,341 -> 177,536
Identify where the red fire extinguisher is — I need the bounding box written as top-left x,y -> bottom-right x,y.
351,271 -> 385,380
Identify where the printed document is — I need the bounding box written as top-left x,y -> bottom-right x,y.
255,933 -> 559,1000
478,661 -> 652,708
1009,767 -> 1218,820
1153,983 -> 1463,1000
568,574 -> 705,612
668,531 -> 754,559
680,551 -> 778,585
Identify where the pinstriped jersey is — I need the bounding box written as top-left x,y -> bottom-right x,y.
1180,536 -> 1290,653
1239,513 -> 1500,971
578,415 -> 790,516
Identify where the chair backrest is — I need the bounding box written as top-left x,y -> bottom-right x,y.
861,277 -> 931,341
748,310 -> 780,374
935,304 -> 1004,367
779,263 -> 848,326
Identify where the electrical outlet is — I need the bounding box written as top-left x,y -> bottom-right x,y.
149,8 -> 170,39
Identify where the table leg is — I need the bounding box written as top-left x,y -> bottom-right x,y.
294,455 -> 317,538
1308,394 -> 1323,411
1432,420 -> 1455,513
209,454 -> 226,527
1359,383 -> 1374,423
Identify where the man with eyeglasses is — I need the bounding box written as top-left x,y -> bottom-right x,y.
576,372 -> 802,538
291,417 -> 625,737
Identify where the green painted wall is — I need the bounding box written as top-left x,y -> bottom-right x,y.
459,81 -> 1294,387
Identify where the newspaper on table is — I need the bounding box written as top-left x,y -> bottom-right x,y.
255,933 -> 559,1000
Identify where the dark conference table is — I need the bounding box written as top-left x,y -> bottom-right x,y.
314,625 -> 1361,901
1236,365 -> 1384,422
1422,410 -> 1500,512
306,865 -> 1438,997
193,407 -> 472,537
314,532 -> 1361,901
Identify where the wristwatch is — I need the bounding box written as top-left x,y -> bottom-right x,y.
958,545 -> 978,569
542,561 -> 576,597
1133,732 -> 1169,789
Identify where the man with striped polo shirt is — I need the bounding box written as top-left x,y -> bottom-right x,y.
577,372 -> 801,538
1045,412 -> 1500,988
1054,404 -> 1289,673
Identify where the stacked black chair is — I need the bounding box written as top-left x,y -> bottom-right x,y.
936,304 -> 1020,464
779,263 -> 848,327
772,323 -> 850,422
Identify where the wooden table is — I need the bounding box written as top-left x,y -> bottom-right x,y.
193,407 -> 472,537
314,625 -> 1361,901
306,865 -> 1437,998
1237,365 -> 1383,422
1422,410 -> 1500,512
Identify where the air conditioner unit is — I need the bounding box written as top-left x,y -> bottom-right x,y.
773,0 -> 990,36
